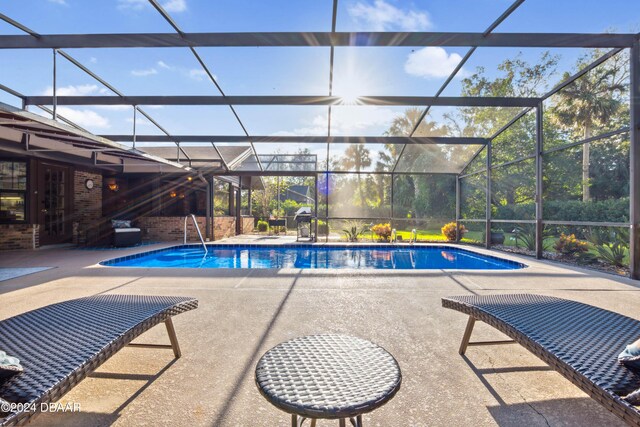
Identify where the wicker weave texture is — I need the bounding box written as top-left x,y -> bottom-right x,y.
442,294 -> 640,426
0,294 -> 198,427
255,334 -> 401,419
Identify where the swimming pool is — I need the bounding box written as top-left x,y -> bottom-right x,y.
101,244 -> 526,270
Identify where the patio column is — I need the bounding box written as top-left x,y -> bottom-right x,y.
485,140 -> 492,249
211,177 -> 216,241
236,177 -> 242,235
630,38 -> 640,279
314,174 -> 318,241
455,175 -> 461,243
52,48 -> 57,120
247,178 -> 252,214
390,173 -> 394,228
205,177 -> 211,241
325,172 -> 330,243
228,183 -> 234,215
535,102 -> 544,259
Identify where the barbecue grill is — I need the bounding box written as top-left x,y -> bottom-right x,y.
294,207 -> 315,242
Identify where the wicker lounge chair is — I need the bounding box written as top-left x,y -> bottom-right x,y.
0,294 -> 198,426
442,294 -> 640,426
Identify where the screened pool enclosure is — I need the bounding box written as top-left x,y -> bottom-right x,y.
0,1 -> 639,277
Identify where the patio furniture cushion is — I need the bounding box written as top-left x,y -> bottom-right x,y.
0,294 -> 198,427
0,352 -> 22,383
113,227 -> 141,233
619,341 -> 640,373
111,219 -> 132,228
442,294 -> 640,426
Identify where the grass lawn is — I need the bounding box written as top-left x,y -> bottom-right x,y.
394,229 -> 482,244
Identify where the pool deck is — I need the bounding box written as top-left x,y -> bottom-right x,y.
1,236 -> 639,426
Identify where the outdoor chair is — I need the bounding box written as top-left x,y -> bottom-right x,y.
0,294 -> 198,426
110,219 -> 142,247
442,294 -> 640,426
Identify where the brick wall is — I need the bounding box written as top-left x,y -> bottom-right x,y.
0,224 -> 39,250
241,217 -> 255,234
136,216 -> 249,242
137,216 -> 209,242
73,170 -> 103,245
214,216 -> 236,240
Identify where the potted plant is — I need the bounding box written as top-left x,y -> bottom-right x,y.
490,229 -> 505,245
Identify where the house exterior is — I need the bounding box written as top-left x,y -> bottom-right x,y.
0,103 -> 259,249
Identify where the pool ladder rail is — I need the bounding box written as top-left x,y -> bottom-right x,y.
390,228 -> 417,244
184,214 -> 208,255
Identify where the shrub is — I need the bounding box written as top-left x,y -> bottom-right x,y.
493,198 -> 629,223
257,220 -> 268,232
441,222 -> 465,241
371,223 -> 392,241
587,227 -> 628,267
554,233 -> 589,257
512,223 -> 554,251
342,221 -> 368,242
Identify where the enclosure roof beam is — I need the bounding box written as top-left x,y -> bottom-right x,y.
24,95 -> 542,107
0,32 -> 634,49
408,0 -> 525,138
0,13 -> 40,38
0,12 -> 193,163
541,47 -> 625,100
147,0 -> 263,171
99,135 -> 488,145
398,0 -> 524,175
214,170 -> 458,177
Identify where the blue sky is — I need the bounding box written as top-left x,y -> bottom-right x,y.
0,0 -> 638,160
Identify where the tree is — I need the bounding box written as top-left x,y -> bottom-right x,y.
340,143 -> 371,207
551,50 -> 629,201
449,52 -> 559,138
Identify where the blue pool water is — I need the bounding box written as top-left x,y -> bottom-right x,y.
101,245 -> 526,270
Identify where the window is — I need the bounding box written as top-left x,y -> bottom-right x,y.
214,180 -> 230,216
0,161 -> 27,222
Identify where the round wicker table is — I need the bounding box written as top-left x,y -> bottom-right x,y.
255,334 -> 402,427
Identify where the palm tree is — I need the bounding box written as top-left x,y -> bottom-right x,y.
378,107 -> 449,172
341,143 -> 371,207
552,52 -> 628,201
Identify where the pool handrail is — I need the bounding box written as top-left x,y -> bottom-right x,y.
184,214 -> 208,255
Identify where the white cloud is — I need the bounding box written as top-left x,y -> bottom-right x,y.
56,107 -> 110,129
162,0 -> 187,12
404,47 -> 464,79
131,68 -> 158,77
89,57 -> 98,64
47,0 -> 68,5
41,84 -> 99,96
117,0 -> 147,11
348,0 -> 430,31
187,69 -> 208,81
157,60 -> 172,69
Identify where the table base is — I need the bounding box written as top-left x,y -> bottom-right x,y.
292,414 -> 363,427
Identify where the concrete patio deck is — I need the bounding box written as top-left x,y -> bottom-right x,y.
1,238 -> 639,426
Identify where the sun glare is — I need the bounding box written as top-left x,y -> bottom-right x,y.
334,73 -> 373,105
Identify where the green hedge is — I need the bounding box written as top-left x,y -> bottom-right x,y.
493,198 -> 629,223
